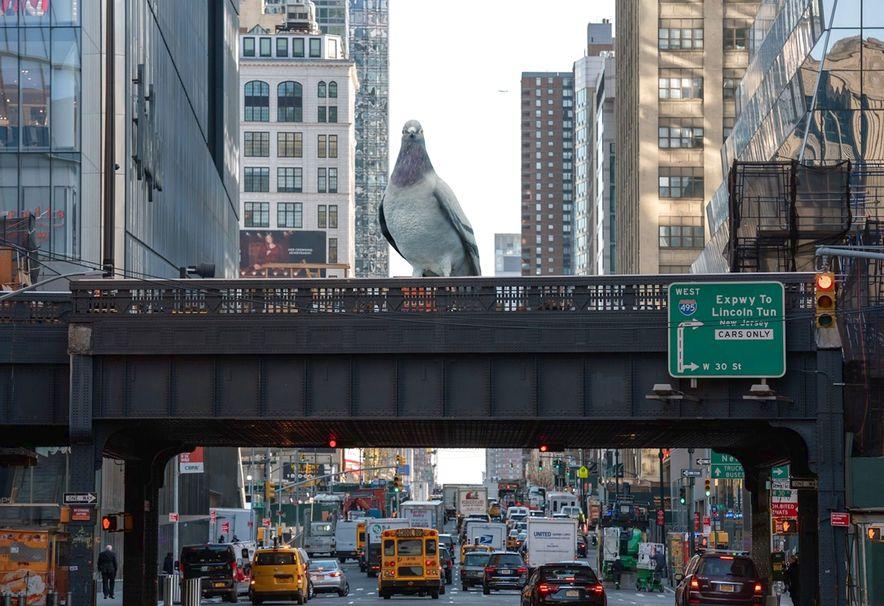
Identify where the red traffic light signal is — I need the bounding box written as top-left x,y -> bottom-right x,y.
101,515 -> 116,532
539,445 -> 549,453
328,438 -> 337,448
101,513 -> 131,533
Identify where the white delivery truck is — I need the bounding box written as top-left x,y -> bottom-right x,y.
334,520 -> 360,562
443,484 -> 468,521
547,492 -> 579,516
305,520 -> 336,556
523,517 -> 578,569
466,522 -> 507,551
365,518 -> 411,577
399,500 -> 445,532
457,486 -> 488,517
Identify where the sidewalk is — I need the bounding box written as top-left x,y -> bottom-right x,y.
95,581 -> 163,606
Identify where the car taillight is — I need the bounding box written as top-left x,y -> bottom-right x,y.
329,571 -> 341,577
538,584 -> 553,595
754,582 -> 763,594
230,561 -> 237,573
690,578 -> 700,589
484,566 -> 496,573
179,562 -> 185,574
516,567 -> 528,574
426,560 -> 435,567
589,584 -> 604,594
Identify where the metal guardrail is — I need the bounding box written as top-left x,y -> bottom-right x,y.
66,274 -> 816,317
0,292 -> 72,323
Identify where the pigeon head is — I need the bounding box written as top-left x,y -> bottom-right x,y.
392,120 -> 433,187
401,120 -> 425,144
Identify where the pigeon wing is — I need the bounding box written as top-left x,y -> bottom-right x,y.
432,178 -> 481,275
378,193 -> 404,258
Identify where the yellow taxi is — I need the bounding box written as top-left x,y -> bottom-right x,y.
249,547 -> 309,605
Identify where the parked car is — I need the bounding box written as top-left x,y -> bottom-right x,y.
674,551 -> 766,606
520,562 -> 606,606
249,547 -> 310,605
439,545 -> 454,584
483,551 -> 529,594
460,551 -> 491,591
308,559 -> 349,597
179,543 -> 242,603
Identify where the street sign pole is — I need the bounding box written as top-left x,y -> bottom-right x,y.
659,449 -> 666,548
687,448 -> 695,555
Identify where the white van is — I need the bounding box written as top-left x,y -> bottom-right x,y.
506,506 -> 529,522
546,492 -> 578,516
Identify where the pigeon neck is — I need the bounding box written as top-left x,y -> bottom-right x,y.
392,141 -> 433,187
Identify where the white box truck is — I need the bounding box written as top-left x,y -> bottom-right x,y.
399,500 -> 445,532
365,518 -> 410,577
523,517 -> 578,568
305,520 -> 336,556
457,486 -> 488,517
466,522 -> 507,551
334,520 -> 360,562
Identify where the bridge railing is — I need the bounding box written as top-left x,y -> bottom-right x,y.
0,292 -> 73,323
65,274 -> 816,317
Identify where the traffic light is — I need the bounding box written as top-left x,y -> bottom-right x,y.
679,487 -> 686,505
392,475 -> 402,492
264,480 -> 276,502
704,478 -> 711,497
868,526 -> 883,542
538,444 -> 564,453
101,513 -> 131,533
538,459 -> 544,471
328,437 -> 337,448
815,271 -> 836,328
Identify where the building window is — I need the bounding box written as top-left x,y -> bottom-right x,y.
243,37 -> 255,57
328,204 -> 338,228
244,131 -> 270,157
658,19 -> 704,50
278,202 -> 303,229
244,167 -> 270,192
292,38 -> 305,57
244,202 -> 270,228
328,81 -> 338,98
318,107 -> 327,123
318,134 -> 327,158
259,37 -> 271,57
659,264 -> 692,274
277,81 -> 303,122
278,132 -> 303,157
328,168 -> 338,193
723,116 -> 736,142
318,81 -> 327,98
318,204 -> 327,227
309,38 -> 321,57
244,80 -> 270,122
277,167 -> 303,192
276,37 -> 288,57
658,118 -> 703,148
328,135 -> 338,158
328,106 -> 338,123
318,168 -> 327,193
328,238 -> 338,263
659,167 -> 704,198
723,69 -> 744,101
658,69 -> 703,100
724,19 -> 750,50
659,216 -> 704,249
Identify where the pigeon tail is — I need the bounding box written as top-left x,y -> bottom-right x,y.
391,140 -> 434,187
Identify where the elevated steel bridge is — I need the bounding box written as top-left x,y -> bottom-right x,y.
0,274 -> 845,605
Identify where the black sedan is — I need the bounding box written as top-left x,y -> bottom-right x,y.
520,562 -> 606,606
483,551 -> 528,594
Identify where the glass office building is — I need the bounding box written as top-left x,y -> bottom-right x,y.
694,0 -> 884,272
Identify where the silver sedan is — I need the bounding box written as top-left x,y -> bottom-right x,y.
308,559 -> 349,597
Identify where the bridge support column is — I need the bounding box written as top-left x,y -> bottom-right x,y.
746,468 -> 771,575
123,459 -> 160,606
802,349 -> 847,606
68,354 -> 99,606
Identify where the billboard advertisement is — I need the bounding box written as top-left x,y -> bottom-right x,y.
239,230 -> 327,277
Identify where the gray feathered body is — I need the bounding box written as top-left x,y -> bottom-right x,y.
380,126 -> 481,277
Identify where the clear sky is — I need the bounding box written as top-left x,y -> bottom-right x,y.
436,449 -> 485,485
386,0 -> 616,277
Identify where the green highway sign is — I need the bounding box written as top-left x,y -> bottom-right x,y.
668,282 -> 786,378
711,451 -> 744,479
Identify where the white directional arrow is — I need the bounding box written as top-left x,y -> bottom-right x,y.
714,468 -> 721,477
677,320 -> 704,373
683,362 -> 699,371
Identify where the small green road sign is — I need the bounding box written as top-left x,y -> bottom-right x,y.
711,451 -> 744,479
577,466 -> 589,479
668,282 -> 786,378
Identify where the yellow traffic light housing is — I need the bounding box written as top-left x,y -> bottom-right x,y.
704,478 -> 711,497
815,272 -> 836,328
264,480 -> 276,502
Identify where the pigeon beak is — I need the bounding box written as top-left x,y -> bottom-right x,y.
407,127 -> 417,138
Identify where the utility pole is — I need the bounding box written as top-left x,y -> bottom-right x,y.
172,455 -> 179,562
687,447 -> 695,555
658,449 -> 666,546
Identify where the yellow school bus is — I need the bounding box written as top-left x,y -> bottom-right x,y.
378,528 -> 441,599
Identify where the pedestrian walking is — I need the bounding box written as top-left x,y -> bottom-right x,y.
162,552 -> 175,576
784,554 -> 801,606
97,544 -> 118,599
611,556 -> 624,590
